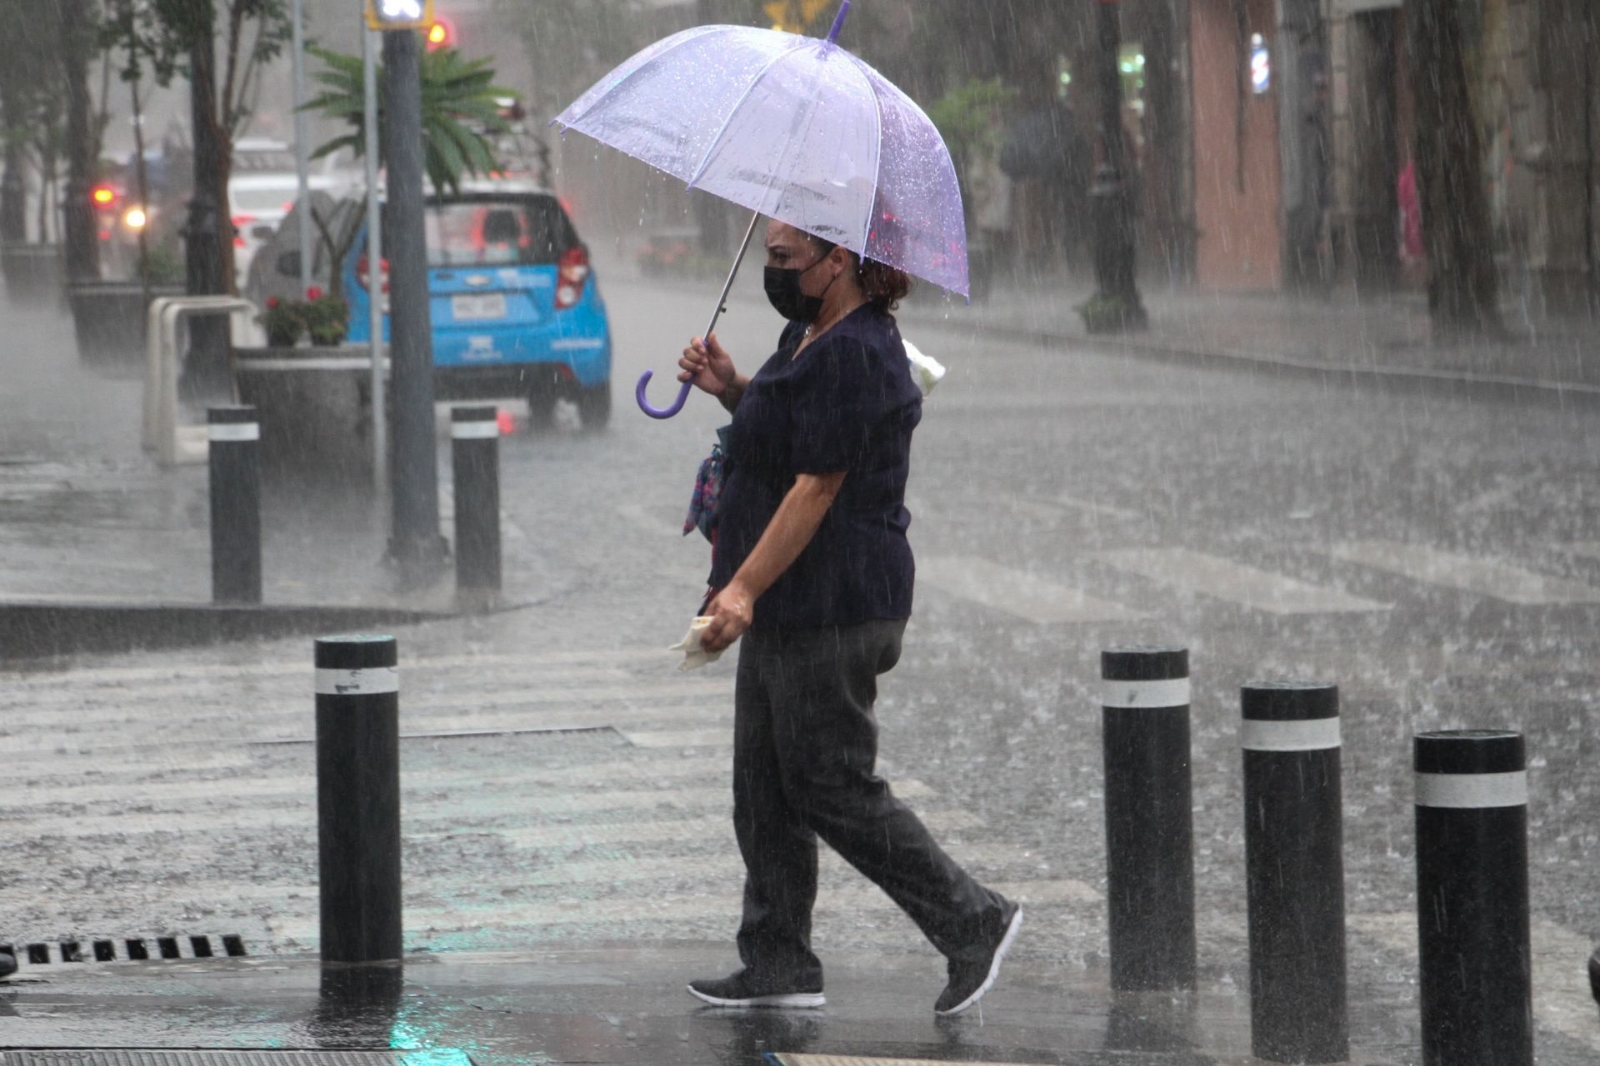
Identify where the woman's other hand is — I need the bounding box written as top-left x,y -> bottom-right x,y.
679,333 -> 736,396
701,580 -> 754,653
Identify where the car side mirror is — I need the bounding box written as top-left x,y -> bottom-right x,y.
276,251 -> 302,276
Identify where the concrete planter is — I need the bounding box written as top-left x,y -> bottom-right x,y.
1,242 -> 63,305
234,345 -> 381,485
67,281 -> 186,365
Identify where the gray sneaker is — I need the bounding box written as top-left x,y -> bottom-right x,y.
687,969 -> 825,1009
934,901 -> 1022,1016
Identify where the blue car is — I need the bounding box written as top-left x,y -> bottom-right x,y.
343,181 -> 613,428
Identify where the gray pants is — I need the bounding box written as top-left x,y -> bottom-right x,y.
732,620 -> 1007,986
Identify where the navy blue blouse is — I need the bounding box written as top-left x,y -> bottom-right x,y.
709,304 -> 922,632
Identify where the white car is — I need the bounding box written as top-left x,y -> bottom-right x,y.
229,171 -> 345,284
228,140 -> 353,282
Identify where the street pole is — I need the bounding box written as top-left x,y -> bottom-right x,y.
184,7 -> 231,398
1087,0 -> 1146,332
292,0 -> 313,296
363,26 -> 389,507
382,27 -> 445,588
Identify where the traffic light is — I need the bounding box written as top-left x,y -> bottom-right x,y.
764,0 -> 832,33
425,15 -> 454,50
365,0 -> 434,31
91,184 -> 118,208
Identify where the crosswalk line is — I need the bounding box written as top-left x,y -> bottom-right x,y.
0,681 -> 732,739
1349,913 -> 1600,1053
1330,541 -> 1600,606
8,780 -> 937,838
0,648 -> 673,686
1094,547 -> 1390,615
69,845 -> 1046,910
0,663 -> 638,711
8,755 -> 736,809
271,878 -> 1102,940
917,555 -> 1144,624
516,843 -> 1046,888
498,809 -> 984,851
624,728 -> 734,749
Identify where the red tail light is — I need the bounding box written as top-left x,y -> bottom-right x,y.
555,245 -> 590,310
357,253 -> 391,294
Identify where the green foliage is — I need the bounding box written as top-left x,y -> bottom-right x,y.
257,287 -> 348,347
303,44 -> 515,195
103,0 -> 292,136
927,77 -> 1016,171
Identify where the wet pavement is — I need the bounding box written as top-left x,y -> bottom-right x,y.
4,259 -> 1600,1063
0,942 -> 1416,1065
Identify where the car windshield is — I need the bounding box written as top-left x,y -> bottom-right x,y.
420,198 -> 571,267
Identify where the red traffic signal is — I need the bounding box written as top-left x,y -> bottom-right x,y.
425,15 -> 454,50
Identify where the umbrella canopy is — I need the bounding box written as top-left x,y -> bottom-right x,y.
554,13 -> 968,296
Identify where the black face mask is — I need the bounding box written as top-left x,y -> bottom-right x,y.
764,257 -> 835,323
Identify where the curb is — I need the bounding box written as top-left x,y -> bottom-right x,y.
898,311 -> 1600,404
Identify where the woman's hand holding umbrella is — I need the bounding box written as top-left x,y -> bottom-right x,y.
679,334 -> 735,394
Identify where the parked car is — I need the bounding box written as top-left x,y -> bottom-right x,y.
246,178 -> 612,429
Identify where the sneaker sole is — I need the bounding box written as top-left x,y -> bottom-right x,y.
935,906 -> 1023,1017
685,984 -> 826,1009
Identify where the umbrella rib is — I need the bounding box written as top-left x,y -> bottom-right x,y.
685,39 -> 809,191
557,24 -> 727,128
857,58 -> 885,257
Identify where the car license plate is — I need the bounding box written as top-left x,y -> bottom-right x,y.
452,293 -> 506,321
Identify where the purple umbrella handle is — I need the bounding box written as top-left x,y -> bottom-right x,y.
637,371 -> 693,419
826,1 -> 851,44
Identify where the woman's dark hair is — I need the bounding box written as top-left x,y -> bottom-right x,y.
806,235 -> 914,313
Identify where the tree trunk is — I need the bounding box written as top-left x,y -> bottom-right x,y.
59,0 -> 99,280
1409,0 -> 1500,337
0,70 -> 26,243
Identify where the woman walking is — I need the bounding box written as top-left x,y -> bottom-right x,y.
677,220 -> 1021,1015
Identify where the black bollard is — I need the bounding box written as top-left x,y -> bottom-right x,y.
1242,682 -> 1348,1064
208,405 -> 261,604
316,635 -> 403,964
1415,729 -> 1532,1066
1101,646 -> 1196,991
450,405 -> 502,603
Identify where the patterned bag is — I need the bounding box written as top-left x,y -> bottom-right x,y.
683,425 -> 731,543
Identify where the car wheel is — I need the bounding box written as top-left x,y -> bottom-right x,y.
527,387 -> 558,432
577,383 -> 611,431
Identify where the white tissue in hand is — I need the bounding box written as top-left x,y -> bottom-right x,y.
670,616 -> 724,671
904,338 -> 946,396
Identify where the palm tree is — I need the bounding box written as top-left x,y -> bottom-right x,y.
303,44 -> 514,196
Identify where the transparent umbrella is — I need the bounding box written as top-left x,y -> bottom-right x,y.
554,1 -> 967,417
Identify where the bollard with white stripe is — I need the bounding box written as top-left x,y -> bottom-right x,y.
316,635 -> 402,964
208,406 -> 261,604
1101,646 -> 1196,991
1415,729 -> 1532,1066
450,406 -> 502,604
1242,682 -> 1347,1064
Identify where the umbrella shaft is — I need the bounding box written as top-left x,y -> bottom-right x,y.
704,210 -> 763,340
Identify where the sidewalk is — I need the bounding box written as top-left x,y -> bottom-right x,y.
0,941 -> 1412,1066
620,234 -> 1600,395
895,270 -> 1600,396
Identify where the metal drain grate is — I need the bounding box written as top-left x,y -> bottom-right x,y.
1,1053 -> 472,1066
0,934 -> 246,966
